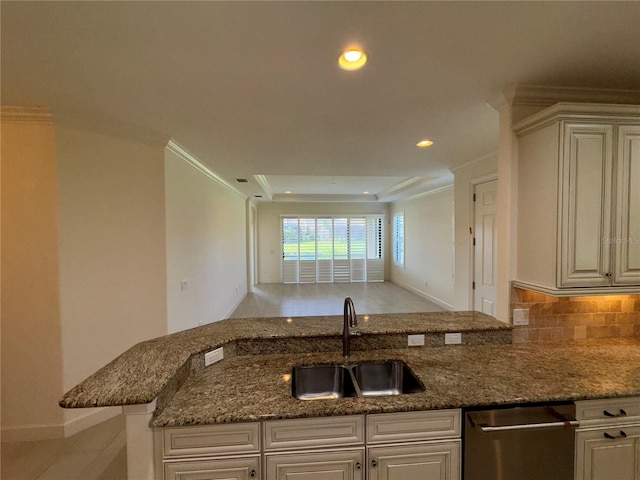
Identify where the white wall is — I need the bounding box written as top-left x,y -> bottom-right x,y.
1,110 -> 65,440
57,124 -> 168,431
389,187 -> 455,309
257,202 -> 390,283
165,147 -> 247,332
450,154 -> 498,311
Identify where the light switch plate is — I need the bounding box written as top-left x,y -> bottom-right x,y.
445,332 -> 462,345
204,347 -> 224,366
513,309 -> 530,326
408,334 -> 425,346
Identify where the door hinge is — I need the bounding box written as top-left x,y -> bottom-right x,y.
469,227 -> 472,235
473,193 -> 476,202
472,281 -> 476,290
473,237 -> 476,246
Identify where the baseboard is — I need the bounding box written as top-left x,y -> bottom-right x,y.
224,292 -> 248,319
391,280 -> 455,311
64,406 -> 121,437
1,407 -> 121,442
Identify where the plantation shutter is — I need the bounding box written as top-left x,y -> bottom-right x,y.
367,216 -> 384,282
349,217 -> 366,282
282,218 -> 299,283
281,215 -> 385,284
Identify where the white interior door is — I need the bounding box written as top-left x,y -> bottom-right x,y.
473,180 -> 497,316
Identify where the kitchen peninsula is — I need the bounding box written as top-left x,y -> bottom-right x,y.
60,312 -> 640,480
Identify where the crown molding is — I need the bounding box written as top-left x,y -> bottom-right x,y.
376,176 -> 438,202
488,85 -> 640,111
449,151 -> 498,174
272,193 -> 378,203
513,102 -> 640,136
253,175 -> 273,201
403,183 -> 454,202
53,108 -> 170,146
166,140 -> 245,199
1,106 -> 53,124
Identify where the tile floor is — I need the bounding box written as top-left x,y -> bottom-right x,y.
1,414 -> 126,480
230,282 -> 445,318
2,282 -> 443,479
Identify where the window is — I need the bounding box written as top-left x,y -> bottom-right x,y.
281,216 -> 384,284
393,212 -> 404,266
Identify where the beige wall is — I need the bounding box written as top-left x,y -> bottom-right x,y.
389,187 -> 455,309
257,202 -> 390,283
164,147 -> 247,333
56,124 -> 168,429
450,155 -> 498,311
1,111 -> 65,440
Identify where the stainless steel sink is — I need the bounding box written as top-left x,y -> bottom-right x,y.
292,361 -> 424,400
352,360 -> 425,396
292,364 -> 358,400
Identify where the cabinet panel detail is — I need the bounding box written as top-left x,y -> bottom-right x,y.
163,423 -> 260,458
366,410 -> 461,444
264,416 -> 364,451
575,426 -> 640,480
368,442 -> 461,480
614,125 -> 640,285
265,449 -> 364,480
559,123 -> 613,287
576,398 -> 640,425
164,455 -> 260,480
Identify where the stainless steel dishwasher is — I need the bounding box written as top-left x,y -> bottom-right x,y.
464,403 -> 578,480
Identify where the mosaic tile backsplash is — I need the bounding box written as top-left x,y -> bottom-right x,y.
511,286 -> 640,343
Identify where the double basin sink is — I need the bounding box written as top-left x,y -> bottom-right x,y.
292,360 -> 425,400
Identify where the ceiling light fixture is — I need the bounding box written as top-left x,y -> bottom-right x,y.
285,191 -> 292,194
363,191 -> 370,194
416,139 -> 434,148
338,47 -> 367,71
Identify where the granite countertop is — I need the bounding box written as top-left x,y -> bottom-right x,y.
60,311 -> 508,408
152,338 -> 640,427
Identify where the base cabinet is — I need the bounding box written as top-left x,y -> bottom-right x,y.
575,427 -> 640,480
265,449 -> 364,480
575,398 -> 640,480
368,442 -> 460,480
164,455 -> 260,480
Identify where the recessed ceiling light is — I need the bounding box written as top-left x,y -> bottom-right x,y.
416,139 -> 434,148
363,191 -> 370,194
285,191 -> 292,194
338,47 -> 367,71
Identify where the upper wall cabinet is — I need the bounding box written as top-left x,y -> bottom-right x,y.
515,103 -> 640,296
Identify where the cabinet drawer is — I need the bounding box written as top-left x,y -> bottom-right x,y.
265,449 -> 364,479
576,397 -> 640,425
164,455 -> 260,480
366,409 -> 461,444
264,415 -> 364,451
163,423 -> 260,458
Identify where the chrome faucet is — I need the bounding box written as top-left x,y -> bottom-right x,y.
343,297 -> 358,358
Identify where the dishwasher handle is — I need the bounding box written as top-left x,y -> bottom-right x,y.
476,420 -> 579,432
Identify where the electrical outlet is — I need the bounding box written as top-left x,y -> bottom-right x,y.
445,332 -> 462,345
408,334 -> 425,346
513,309 -> 530,326
204,347 -> 224,366
180,279 -> 188,292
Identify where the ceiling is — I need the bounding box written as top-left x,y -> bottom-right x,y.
2,2 -> 639,201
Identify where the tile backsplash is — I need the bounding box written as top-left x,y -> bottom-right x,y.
510,286 -> 640,343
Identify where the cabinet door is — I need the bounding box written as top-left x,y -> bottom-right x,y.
559,123 -> 614,287
613,124 -> 640,285
368,441 -> 460,480
164,455 -> 260,480
266,449 -> 364,480
575,426 -> 640,480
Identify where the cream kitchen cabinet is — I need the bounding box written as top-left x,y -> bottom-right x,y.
263,415 -> 365,480
514,103 -> 640,295
154,422 -> 261,480
366,410 -> 461,480
575,397 -> 640,480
